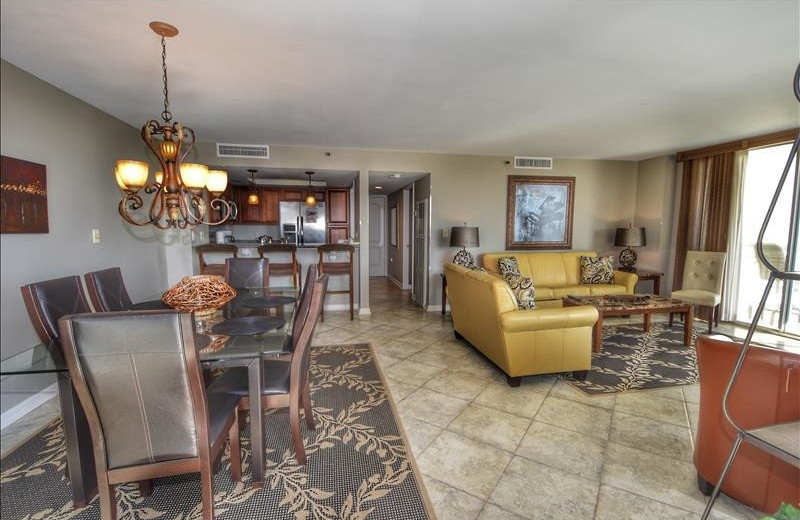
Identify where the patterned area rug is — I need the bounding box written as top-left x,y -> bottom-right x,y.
0,344 -> 435,520
564,323 -> 701,395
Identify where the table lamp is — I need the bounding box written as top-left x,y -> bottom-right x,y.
450,223 -> 480,266
614,224 -> 646,272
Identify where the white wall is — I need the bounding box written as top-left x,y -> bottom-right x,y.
0,61 -> 168,415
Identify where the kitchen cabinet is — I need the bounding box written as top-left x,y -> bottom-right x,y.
327,226 -> 350,245
280,189 -> 304,202
235,186 -> 279,224
326,188 -> 349,224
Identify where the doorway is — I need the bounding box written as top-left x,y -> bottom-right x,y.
368,195 -> 387,277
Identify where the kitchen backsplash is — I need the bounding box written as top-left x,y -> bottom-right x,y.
210,224 -> 280,243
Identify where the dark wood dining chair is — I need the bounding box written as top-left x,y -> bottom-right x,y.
209,274 -> 328,464
224,258 -> 270,289
57,310 -> 243,520
258,244 -> 301,291
196,244 -> 239,277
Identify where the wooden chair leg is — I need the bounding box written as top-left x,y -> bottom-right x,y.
707,306 -> 713,334
200,460 -> 214,520
668,312 -> 674,327
99,479 -> 116,520
302,380 -> 315,429
289,398 -> 307,464
228,415 -> 242,483
715,304 -> 721,326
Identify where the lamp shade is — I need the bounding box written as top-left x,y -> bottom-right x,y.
450,226 -> 480,248
614,227 -> 646,247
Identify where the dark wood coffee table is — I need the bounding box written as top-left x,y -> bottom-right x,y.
562,294 -> 694,353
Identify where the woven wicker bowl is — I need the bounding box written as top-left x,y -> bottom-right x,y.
161,275 -> 237,315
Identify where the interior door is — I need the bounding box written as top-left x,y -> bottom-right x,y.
412,199 -> 428,307
369,196 -> 387,276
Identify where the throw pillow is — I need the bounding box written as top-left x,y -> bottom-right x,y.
453,249 -> 475,267
504,273 -> 535,310
498,256 -> 521,276
580,255 -> 615,284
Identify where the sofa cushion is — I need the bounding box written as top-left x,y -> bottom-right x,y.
579,256 -> 614,284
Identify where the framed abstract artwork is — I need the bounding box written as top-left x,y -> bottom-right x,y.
506,175 -> 574,250
1,155 -> 49,234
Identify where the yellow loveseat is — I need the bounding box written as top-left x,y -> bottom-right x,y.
444,263 -> 599,386
482,251 -> 638,308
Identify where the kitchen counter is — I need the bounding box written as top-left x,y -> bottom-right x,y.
221,241 -> 359,249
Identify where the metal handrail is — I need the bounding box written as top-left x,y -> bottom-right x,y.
701,64 -> 800,519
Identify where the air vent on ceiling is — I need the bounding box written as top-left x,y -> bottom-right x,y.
514,156 -> 553,170
216,143 -> 270,159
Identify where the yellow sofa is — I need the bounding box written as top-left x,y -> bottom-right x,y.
444,263 -> 599,386
481,251 -> 638,308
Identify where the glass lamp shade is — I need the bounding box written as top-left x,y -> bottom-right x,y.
115,160 -> 149,190
247,191 -> 260,205
205,169 -> 228,195
305,192 -> 317,206
449,226 -> 480,248
179,163 -> 209,189
154,171 -> 164,185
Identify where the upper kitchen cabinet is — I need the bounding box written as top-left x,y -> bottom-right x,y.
279,189 -> 304,202
326,188 -> 349,224
235,186 -> 279,224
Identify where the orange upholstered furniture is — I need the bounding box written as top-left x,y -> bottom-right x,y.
694,334 -> 800,513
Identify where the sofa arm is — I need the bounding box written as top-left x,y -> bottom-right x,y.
499,306 -> 598,333
613,270 -> 638,293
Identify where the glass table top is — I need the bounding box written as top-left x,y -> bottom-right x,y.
0,285 -> 299,375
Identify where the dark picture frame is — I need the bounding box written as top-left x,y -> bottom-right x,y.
1,155 -> 49,234
506,175 -> 574,250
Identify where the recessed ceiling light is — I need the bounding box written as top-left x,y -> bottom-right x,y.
375,186 -> 383,190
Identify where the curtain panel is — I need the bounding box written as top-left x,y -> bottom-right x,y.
673,152 -> 735,290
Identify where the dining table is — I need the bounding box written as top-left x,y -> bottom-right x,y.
0,285 -> 299,507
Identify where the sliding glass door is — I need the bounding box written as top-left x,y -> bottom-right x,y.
733,142 -> 799,336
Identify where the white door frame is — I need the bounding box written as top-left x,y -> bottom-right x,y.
401,188 -> 411,289
368,195 -> 387,277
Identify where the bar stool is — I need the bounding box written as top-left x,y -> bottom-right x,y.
196,244 -> 238,276
317,244 -> 354,321
258,244 -> 301,291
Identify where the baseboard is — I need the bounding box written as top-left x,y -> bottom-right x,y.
358,308 -> 371,315
0,382 -> 58,430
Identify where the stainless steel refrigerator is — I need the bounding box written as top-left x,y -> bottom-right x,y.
279,201 -> 326,245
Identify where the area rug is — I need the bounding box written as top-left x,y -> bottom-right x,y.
0,344 -> 435,520
564,323 -> 703,396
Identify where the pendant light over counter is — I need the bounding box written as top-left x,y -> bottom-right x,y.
247,169 -> 260,205
304,171 -> 316,206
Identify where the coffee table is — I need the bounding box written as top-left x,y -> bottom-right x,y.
562,294 -> 694,353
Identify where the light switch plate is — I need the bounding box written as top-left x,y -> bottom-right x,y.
91,229 -> 101,244
442,228 -> 450,238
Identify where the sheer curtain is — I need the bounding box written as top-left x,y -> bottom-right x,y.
721,151 -> 748,320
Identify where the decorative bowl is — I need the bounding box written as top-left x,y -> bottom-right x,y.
161,275 -> 237,315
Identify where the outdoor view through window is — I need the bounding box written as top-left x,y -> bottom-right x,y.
734,142 -> 799,336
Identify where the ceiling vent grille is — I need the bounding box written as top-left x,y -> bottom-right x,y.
514,156 -> 553,170
216,143 -> 270,159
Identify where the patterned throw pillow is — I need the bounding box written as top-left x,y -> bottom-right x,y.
580,255 -> 615,284
453,249 -> 475,267
504,274 -> 535,310
498,256 -> 521,276
499,257 -> 534,309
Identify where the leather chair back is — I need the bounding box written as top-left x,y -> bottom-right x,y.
290,265 -> 318,350
224,258 -> 269,289
58,311 -> 206,470
84,267 -> 133,312
21,275 -> 92,348
294,275 -> 328,389
681,251 -> 726,293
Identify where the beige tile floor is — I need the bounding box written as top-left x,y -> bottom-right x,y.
1,278 -> 769,519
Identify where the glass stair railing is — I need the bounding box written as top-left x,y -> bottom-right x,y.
700,65 -> 800,519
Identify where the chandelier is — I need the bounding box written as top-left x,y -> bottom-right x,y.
114,21 -> 237,229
